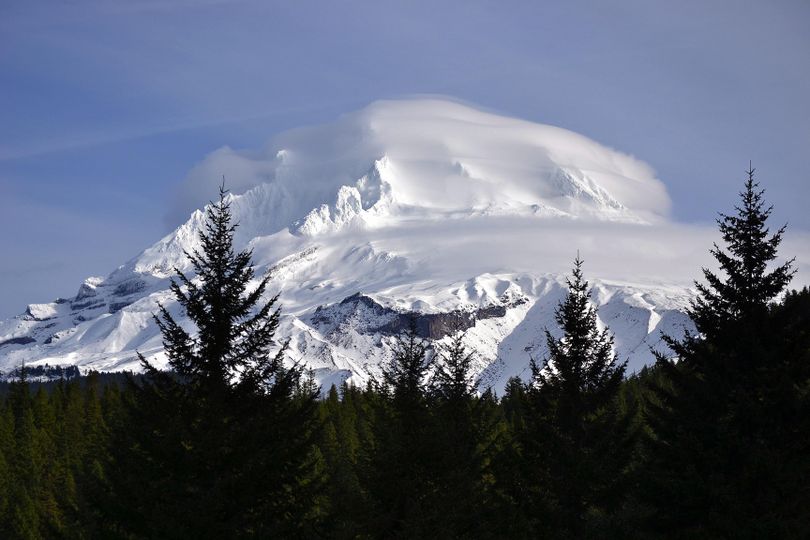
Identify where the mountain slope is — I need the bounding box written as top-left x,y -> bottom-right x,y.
0,99 -> 698,392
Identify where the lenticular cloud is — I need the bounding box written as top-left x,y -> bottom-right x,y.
171,98 -> 671,226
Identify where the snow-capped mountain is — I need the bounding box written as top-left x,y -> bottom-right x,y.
0,99 -> 701,392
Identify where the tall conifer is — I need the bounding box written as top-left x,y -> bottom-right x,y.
430,330 -> 501,538
644,166 -> 801,536
107,184 -> 323,538
363,324 -> 435,536
524,256 -> 635,537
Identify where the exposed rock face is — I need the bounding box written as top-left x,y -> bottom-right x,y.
311,292 -> 529,340
0,336 -> 36,348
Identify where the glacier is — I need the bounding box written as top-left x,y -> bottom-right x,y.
0,98 -> 750,392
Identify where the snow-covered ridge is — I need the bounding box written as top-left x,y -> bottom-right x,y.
1,98 -> 702,391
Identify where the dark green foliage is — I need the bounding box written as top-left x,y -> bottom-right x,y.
691,166 -> 794,337
0,370 -> 142,399
283,327 -> 510,539
0,370 -> 114,538
486,376 -> 534,537
0,166 -> 807,538
520,257 -> 637,538
149,184 -> 292,396
318,384 -> 367,539
363,325 -> 436,537
642,167 -> 806,538
432,329 -> 476,401
104,185 -> 324,538
428,332 -> 503,539
383,322 -> 432,404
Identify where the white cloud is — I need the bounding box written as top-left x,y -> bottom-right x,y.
169,98 -> 672,224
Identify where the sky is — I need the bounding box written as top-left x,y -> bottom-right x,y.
1,0 -> 808,318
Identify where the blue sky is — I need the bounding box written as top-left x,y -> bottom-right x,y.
1,0 -> 808,317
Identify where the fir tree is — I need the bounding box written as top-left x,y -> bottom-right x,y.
383,322 -> 431,404
107,184 -> 323,538
763,287 -> 810,532
144,183 -> 292,397
643,166 -> 803,536
0,403 -> 11,528
490,375 -> 533,536
429,330 -> 503,538
318,384 -> 365,539
691,164 -> 795,339
6,371 -> 43,539
363,324 -> 436,537
432,328 -> 476,402
524,256 -> 635,538
532,256 -> 624,403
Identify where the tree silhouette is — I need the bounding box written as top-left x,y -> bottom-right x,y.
525,256 -> 635,537
643,166 -> 801,536
107,184 -> 323,538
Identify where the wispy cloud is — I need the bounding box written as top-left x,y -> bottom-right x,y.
0,102 -> 351,162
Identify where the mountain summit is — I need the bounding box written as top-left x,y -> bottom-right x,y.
173,98 -> 671,228
0,99 -> 693,391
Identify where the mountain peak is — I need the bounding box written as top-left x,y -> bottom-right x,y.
0,99 -> 695,392
170,98 -> 670,234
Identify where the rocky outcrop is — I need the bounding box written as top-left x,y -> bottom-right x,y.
311,292 -> 528,340
0,336 -> 36,347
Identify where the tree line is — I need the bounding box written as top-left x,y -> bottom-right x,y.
0,168 -> 808,538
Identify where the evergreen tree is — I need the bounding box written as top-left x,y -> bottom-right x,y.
0,402 -> 11,528
500,376 -> 530,431
763,287 -> 810,532
147,183 -> 293,397
106,185 -> 323,538
6,371 -> 43,539
31,385 -> 62,535
643,166 -> 803,537
363,324 -> 436,537
383,322 -> 431,405
432,329 -> 476,402
523,256 -> 635,538
487,376 -> 534,537
318,384 -> 365,539
429,330 -> 503,538
62,373 -> 110,537
691,165 -> 794,339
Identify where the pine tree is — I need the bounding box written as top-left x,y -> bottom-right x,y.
31,385 -> 62,535
523,256 -> 635,538
0,402 -> 11,529
383,322 -> 431,405
643,166 -> 802,536
429,330 -> 502,538
764,287 -> 810,532
6,372 -> 43,539
363,324 -> 436,537
318,384 -> 365,538
668,165 -> 795,384
432,329 -> 476,402
690,165 -> 794,339
532,256 -> 623,401
489,375 -> 533,537
107,184 -> 323,538
145,183 -> 292,397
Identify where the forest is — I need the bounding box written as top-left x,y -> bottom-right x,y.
0,170 -> 808,539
